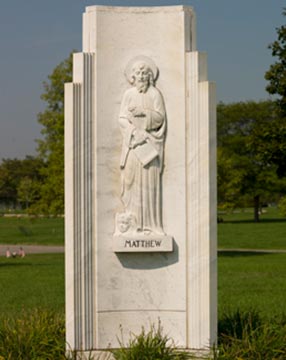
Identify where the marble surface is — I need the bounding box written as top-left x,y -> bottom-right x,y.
65,5 -> 216,353
115,57 -> 168,237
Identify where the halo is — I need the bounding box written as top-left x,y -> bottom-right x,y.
124,55 -> 159,83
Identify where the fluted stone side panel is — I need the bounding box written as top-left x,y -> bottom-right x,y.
65,53 -> 95,351
186,51 -> 217,348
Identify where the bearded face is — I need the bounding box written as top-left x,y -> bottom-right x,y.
132,63 -> 152,93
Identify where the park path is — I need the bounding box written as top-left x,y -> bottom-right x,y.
0,245 -> 286,256
0,244 -> 64,255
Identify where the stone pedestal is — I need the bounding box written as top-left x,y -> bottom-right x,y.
65,5 -> 217,354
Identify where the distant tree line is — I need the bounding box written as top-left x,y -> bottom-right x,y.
0,156 -> 44,210
217,100 -> 286,221
0,9 -> 285,220
218,9 -> 286,220
0,53 -> 72,215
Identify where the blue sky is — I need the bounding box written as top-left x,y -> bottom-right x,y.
0,0 -> 284,160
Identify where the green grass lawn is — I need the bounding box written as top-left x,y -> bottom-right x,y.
0,207 -> 285,250
0,210 -> 285,359
0,252 -> 285,322
0,254 -> 64,316
0,208 -> 285,322
0,217 -> 64,245
218,252 -> 286,319
218,206 -> 286,249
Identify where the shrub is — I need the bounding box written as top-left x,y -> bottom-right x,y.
218,308 -> 262,340
0,309 -> 66,360
112,322 -> 194,360
218,310 -> 286,359
1,308 -> 286,360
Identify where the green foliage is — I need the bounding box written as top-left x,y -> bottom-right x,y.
218,311 -> 286,360
218,309 -> 262,340
0,250 -> 285,359
17,177 -> 39,209
1,309 -> 286,360
217,147 -> 246,211
37,52 -> 73,157
265,8 -> 286,116
112,322 -> 193,360
34,52 -> 73,215
217,100 -> 284,220
263,9 -> 286,177
0,309 -> 65,360
278,196 -> 286,217
0,53 -> 73,214
248,113 -> 286,178
0,156 -> 43,209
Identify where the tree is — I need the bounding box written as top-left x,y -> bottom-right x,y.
263,9 -> 286,177
265,8 -> 286,116
17,177 -> 39,209
217,100 -> 283,221
0,159 -> 21,208
34,52 -> 73,214
0,156 -> 43,209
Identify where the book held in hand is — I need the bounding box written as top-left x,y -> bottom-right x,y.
133,140 -> 159,166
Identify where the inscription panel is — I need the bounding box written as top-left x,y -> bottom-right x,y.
113,235 -> 173,252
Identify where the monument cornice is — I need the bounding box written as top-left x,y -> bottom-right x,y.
86,5 -> 194,14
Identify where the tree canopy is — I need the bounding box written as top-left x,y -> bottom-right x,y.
0,156 -> 44,209
262,9 -> 286,178
217,100 -> 284,221
0,52 -> 73,214
265,8 -> 286,116
33,52 -> 73,214
2,26 -> 286,218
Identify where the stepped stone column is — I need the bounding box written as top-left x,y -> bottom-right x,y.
65,5 -> 217,357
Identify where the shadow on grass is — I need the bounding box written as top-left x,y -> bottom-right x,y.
221,218 -> 286,224
0,262 -> 55,268
218,250 -> 275,257
0,263 -> 33,269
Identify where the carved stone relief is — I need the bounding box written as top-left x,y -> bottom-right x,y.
113,56 -> 173,251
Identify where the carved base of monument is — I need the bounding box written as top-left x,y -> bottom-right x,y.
69,348 -> 215,360
113,234 -> 173,252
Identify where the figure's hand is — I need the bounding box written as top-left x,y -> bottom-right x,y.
128,106 -> 146,118
132,129 -> 147,147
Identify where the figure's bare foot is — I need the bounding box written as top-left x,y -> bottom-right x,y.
156,231 -> 166,236
143,229 -> 151,235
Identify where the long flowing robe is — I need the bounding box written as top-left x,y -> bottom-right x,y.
119,85 -> 166,234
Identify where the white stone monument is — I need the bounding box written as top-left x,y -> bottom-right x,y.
65,5 -> 217,357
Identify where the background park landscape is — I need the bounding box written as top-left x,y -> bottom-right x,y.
0,1 -> 286,359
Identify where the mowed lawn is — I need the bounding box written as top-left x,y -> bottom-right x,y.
218,252 -> 286,318
0,252 -> 285,319
218,207 -> 286,249
0,207 -> 285,249
0,208 -> 285,320
0,254 -> 64,316
0,217 -> 64,246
